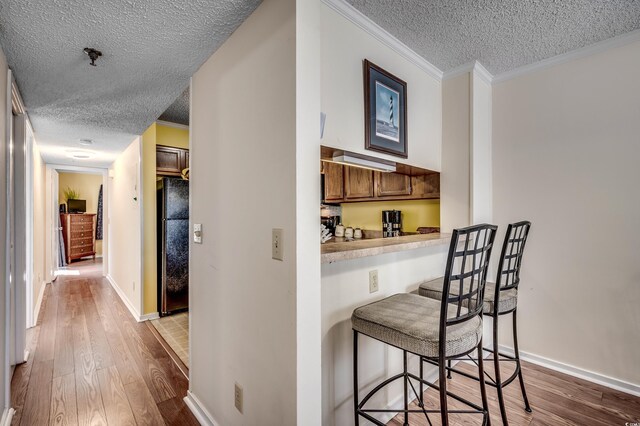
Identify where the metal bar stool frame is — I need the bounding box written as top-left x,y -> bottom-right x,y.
422,221 -> 532,425
353,224 -> 498,426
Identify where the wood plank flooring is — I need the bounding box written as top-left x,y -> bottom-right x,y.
10,261 -> 198,426
388,356 -> 640,425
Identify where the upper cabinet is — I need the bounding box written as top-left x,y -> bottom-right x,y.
344,167 -> 374,200
323,161 -> 344,202
322,161 -> 439,203
377,172 -> 412,197
157,145 -> 189,177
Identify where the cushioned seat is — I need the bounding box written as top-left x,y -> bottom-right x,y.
418,277 -> 518,315
351,293 -> 482,358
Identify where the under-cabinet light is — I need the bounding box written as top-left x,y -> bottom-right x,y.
331,154 -> 396,173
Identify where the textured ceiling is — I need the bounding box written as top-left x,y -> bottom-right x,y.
346,0 -> 640,75
0,0 -> 261,167
159,87 -> 190,126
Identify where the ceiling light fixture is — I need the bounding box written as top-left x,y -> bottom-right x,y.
83,48 -> 102,66
331,153 -> 396,173
66,149 -> 96,160
79,139 -> 93,146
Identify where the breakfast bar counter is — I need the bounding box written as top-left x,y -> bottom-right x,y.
321,232 -> 451,264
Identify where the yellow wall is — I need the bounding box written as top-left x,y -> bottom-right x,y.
58,172 -> 104,256
340,200 -> 440,233
142,122 -> 189,314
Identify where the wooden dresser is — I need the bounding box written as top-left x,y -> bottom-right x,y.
60,213 -> 96,264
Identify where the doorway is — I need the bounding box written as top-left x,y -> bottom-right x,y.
46,166 -> 109,280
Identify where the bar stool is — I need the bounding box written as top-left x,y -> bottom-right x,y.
352,224 -> 497,425
419,221 -> 532,425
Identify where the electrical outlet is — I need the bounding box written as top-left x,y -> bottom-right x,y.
272,228 -> 283,261
234,383 -> 243,414
369,270 -> 379,293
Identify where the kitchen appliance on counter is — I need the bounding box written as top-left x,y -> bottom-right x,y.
382,210 -> 402,237
321,215 -> 340,235
157,177 -> 189,316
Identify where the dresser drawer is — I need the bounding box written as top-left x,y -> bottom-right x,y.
71,230 -> 93,239
71,223 -> 94,232
70,214 -> 94,224
71,237 -> 93,248
70,243 -> 94,254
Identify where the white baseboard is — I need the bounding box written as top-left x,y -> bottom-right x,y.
499,345 -> 640,397
0,408 -> 15,426
33,281 -> 47,327
105,275 -> 159,323
106,274 -> 143,322
184,390 -> 218,426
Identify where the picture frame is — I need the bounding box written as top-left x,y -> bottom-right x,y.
363,59 -> 408,158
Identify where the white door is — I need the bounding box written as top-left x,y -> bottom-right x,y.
11,112 -> 27,365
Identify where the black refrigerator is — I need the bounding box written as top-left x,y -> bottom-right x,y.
157,177 -> 189,315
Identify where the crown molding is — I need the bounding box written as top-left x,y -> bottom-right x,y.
10,74 -> 26,114
442,60 -> 494,85
493,29 -> 640,84
156,119 -> 189,130
321,0 -> 443,81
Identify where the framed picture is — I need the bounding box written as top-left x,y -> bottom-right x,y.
363,59 -> 408,158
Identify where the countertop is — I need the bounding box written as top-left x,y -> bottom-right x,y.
321,233 -> 451,264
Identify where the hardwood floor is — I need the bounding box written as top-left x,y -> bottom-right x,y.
11,261 -> 198,426
388,357 -> 640,425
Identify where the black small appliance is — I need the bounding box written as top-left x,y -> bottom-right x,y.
382,210 -> 402,237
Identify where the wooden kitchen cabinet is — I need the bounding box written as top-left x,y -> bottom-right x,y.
344,167 -> 374,199
157,145 -> 189,176
376,172 -> 412,197
410,173 -> 440,199
323,161 -> 344,201
321,160 -> 439,202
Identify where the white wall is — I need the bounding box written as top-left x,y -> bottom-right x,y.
440,74 -> 471,232
32,142 -> 47,321
320,4 -> 442,171
296,0 -> 322,423
107,138 -> 142,316
470,73 -> 492,224
189,0 -> 301,424
322,246 -> 449,425
492,40 -> 640,387
0,43 -> 9,419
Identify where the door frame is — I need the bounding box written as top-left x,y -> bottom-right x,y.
46,164 -> 109,278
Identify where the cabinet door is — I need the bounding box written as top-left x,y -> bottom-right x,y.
376,172 -> 411,197
344,166 -> 374,199
410,173 -> 440,199
323,162 -> 344,201
182,150 -> 190,171
156,146 -> 182,176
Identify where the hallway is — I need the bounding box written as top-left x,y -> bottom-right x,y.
10,263 -> 198,425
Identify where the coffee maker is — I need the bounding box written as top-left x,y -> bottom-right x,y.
382,210 -> 402,237
321,215 -> 340,235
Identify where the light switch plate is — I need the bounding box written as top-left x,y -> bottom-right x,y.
272,228 -> 283,261
194,223 -> 203,244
